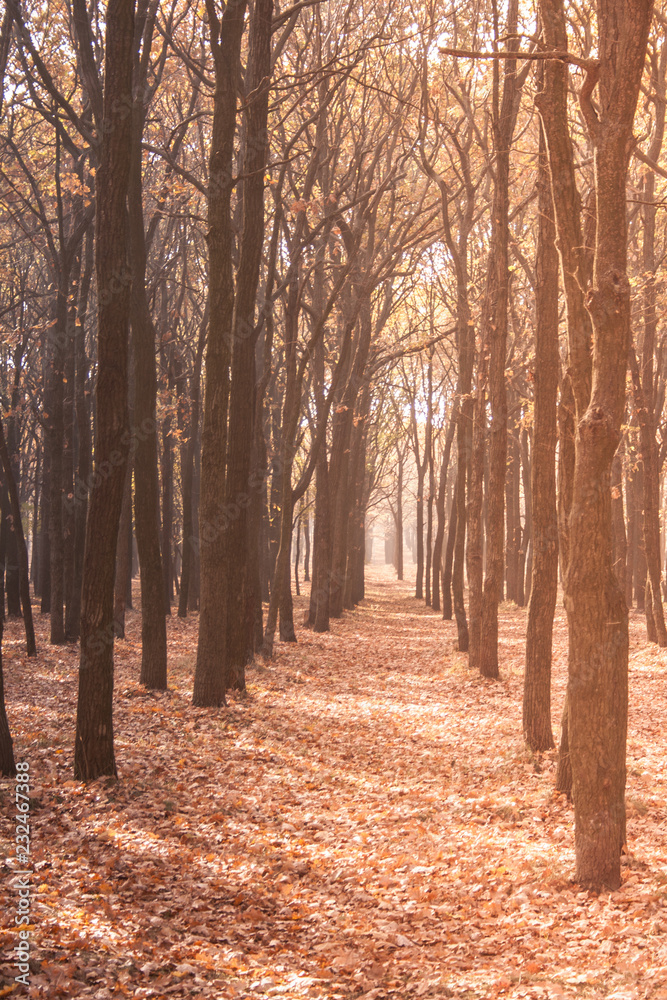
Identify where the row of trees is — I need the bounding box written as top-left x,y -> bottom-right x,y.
0,0 -> 665,890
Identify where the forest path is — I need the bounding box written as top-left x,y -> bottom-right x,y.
2,567 -> 667,999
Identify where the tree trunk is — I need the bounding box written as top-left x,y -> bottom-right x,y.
0,418 -> 36,656
442,482 -> 457,623
161,411 -> 174,612
523,113 -> 558,752
518,426 -> 531,607
303,514 -> 310,582
0,615 -> 16,776
193,0 -> 248,707
113,465 -> 133,639
432,413 -> 456,613
467,389 -> 485,670
74,0 -> 135,780
629,347 -> 667,644
611,443 -> 627,594
505,396 -> 520,603
69,226 -> 94,641
128,46 -> 168,691
395,451 -> 404,582
480,0 -> 521,679
178,312 -> 206,618
538,0 -> 651,890
48,274 -> 67,645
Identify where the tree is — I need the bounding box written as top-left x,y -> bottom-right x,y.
0,415 -> 36,655
74,0 -> 136,780
538,0 -> 654,889
523,85 -> 557,753
192,0 -> 248,707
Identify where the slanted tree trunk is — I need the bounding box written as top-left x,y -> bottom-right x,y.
74,0 -> 135,781
523,112 -> 558,752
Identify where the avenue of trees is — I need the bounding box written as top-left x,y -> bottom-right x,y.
1,0 -> 667,890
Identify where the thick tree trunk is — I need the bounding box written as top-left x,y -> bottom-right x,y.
193,0 -> 248,707
538,0 -> 651,890
74,0 -> 135,780
224,0 -> 273,686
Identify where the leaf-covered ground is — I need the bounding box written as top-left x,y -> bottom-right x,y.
2,565 -> 667,1000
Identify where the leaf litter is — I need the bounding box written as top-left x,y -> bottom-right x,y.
2,565 -> 667,999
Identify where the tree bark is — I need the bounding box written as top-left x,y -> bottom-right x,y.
128,18 -> 168,690
523,111 -> 558,752
74,0 -> 135,781
432,412 -> 456,613
480,0 -> 521,679
443,481 -> 457,623
0,418 -> 36,656
538,0 -> 652,890
611,442 -> 627,594
193,0 -> 248,706
224,0 -> 273,686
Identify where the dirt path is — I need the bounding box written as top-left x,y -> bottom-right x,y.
2,566 -> 667,999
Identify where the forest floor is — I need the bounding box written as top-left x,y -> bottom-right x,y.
2,566 -> 667,1000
